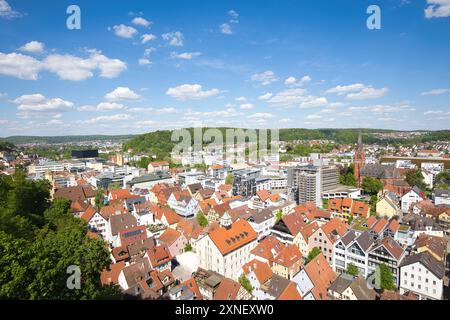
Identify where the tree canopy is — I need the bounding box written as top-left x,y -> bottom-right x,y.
0,170 -> 120,299
305,247 -> 322,264
361,177 -> 383,195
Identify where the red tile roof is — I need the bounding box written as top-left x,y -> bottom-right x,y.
209,220 -> 257,255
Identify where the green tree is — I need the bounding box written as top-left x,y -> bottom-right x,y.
184,243 -> 193,252
405,169 -> 427,190
238,274 -> 252,293
346,263 -> 359,276
305,247 -> 322,264
225,174 -> 234,185
361,177 -> 383,195
275,209 -> 283,223
379,263 -> 396,291
196,212 -> 208,227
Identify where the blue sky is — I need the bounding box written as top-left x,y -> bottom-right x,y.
0,0 -> 450,136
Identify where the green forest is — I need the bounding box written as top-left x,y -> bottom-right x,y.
0,170 -> 120,299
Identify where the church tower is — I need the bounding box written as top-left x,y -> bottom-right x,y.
220,211 -> 232,229
353,132 -> 365,187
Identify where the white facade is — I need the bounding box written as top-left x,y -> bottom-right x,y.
400,262 -> 443,300
401,189 -> 424,213
86,212 -> 108,238
196,233 -> 257,281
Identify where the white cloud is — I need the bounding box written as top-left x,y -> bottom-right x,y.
0,0 -> 22,19
132,17 -> 152,27
346,87 -> 388,100
42,50 -> 127,81
166,84 -> 221,100
258,92 -> 273,100
105,87 -> 141,101
0,52 -> 41,80
141,34 -> 156,44
326,83 -> 388,100
240,103 -> 254,110
267,88 -> 307,107
284,76 -> 297,86
235,97 -> 247,102
19,41 -> 44,54
305,114 -> 322,120
279,118 -> 293,123
220,23 -> 233,35
86,114 -> 130,124
247,113 -> 274,119
250,70 -> 278,86
185,108 -> 243,119
162,31 -> 184,46
78,102 -> 125,112
300,96 -> 329,108
138,58 -> 151,65
228,10 -> 239,19
170,52 -> 201,60
326,83 -> 365,95
425,0 -> 450,18
421,88 -> 450,96
112,24 -> 138,38
127,107 -> 176,114
13,94 -> 73,112
284,75 -> 312,86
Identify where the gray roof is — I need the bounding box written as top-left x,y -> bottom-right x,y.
400,252 -> 445,279
267,274 -> 290,299
340,230 -> 358,246
411,186 -> 424,196
247,209 -> 274,224
128,172 -> 172,185
109,214 -> 138,236
350,276 -> 377,300
361,164 -> 400,179
354,231 -> 374,252
328,273 -> 354,294
435,189 -> 450,198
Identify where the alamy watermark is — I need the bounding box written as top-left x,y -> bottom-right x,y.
66,265 -> 81,290
171,128 -> 280,165
66,5 -> 81,30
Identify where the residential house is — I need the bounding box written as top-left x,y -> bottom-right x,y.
214,278 -> 252,300
157,228 -> 187,257
106,214 -> 138,247
192,268 -> 224,300
250,235 -> 286,266
294,221 -> 320,257
328,274 -> 377,300
144,244 -> 173,272
434,189 -> 450,206
399,252 -> 445,300
272,244 -> 303,279
245,209 -> 276,241
167,190 -> 199,218
401,186 -> 425,213
148,161 -> 169,173
308,218 -> 349,266
80,206 -> 108,238
271,211 -> 307,244
292,253 -> 337,300
367,236 -> 406,286
376,191 -> 402,218
196,214 -> 258,280
169,278 -> 202,300
329,198 -> 370,221
240,259 -> 273,300
412,234 -> 448,262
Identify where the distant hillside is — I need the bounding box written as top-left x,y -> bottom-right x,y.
0,135 -> 136,145
122,128 -> 450,156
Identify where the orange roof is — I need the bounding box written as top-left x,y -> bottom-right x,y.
155,206 -> 180,225
178,278 -> 203,300
282,212 -> 307,236
321,218 -> 349,244
100,204 -> 126,219
149,161 -> 169,167
329,198 -> 343,211
209,220 -> 257,255
372,218 -> 389,234
100,261 -> 125,286
257,190 -> 271,202
176,219 -> 204,241
278,281 -> 302,300
304,253 -> 337,300
210,164 -> 224,170
243,259 -> 273,284
109,189 -> 135,201
80,206 -> 98,222
218,184 -> 232,192
269,194 -> 281,202
150,183 -> 170,194
199,198 -> 218,214
274,244 -> 302,268
158,228 -> 182,246
146,245 -> 172,268
222,195 -> 243,203
214,278 -> 242,300
351,201 -> 369,217
342,198 -> 353,208
299,221 -> 320,242
365,216 -> 377,228
250,235 -> 285,265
